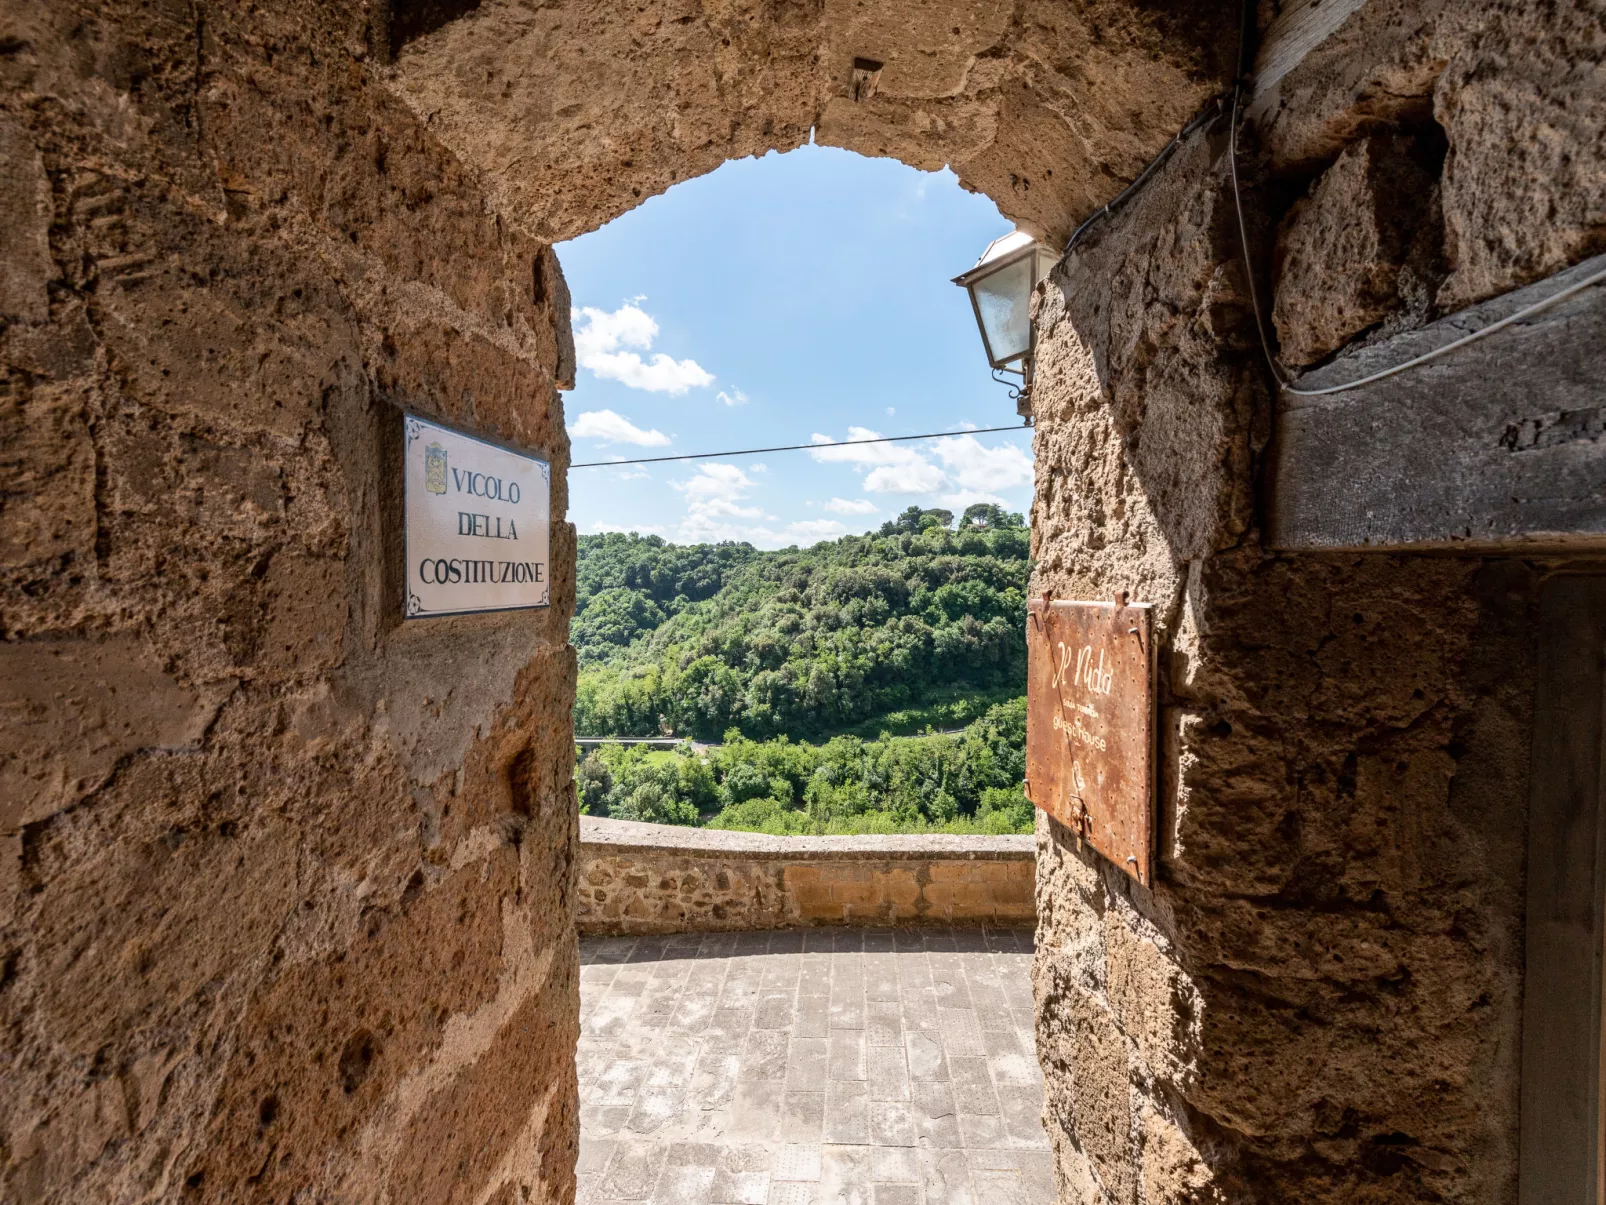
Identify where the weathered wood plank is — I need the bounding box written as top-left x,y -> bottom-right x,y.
1252,0 -> 1371,99
1518,576 -> 1606,1205
1268,253 -> 1606,552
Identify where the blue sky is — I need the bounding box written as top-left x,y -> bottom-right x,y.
556,144 -> 1033,548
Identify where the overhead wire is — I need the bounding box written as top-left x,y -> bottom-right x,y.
570,424 -> 1029,469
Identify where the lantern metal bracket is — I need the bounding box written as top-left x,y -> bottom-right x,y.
990,365 -> 1035,422
982,367 -> 1034,424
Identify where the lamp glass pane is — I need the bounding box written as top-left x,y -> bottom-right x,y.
971,255 -> 1034,366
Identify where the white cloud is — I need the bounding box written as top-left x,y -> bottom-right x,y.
810,427 -> 945,495
809,427 -> 1033,498
716,388 -> 749,407
932,435 -> 1034,492
676,462 -> 754,504
574,303 -> 656,355
665,465 -> 857,548
571,303 -> 715,395
785,519 -> 847,542
808,427 -> 908,468
824,497 -> 879,515
568,409 -> 670,447
864,461 -> 947,494
673,464 -> 765,540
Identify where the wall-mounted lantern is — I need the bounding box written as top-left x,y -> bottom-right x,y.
952,230 -> 1058,420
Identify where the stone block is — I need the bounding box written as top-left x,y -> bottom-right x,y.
1058,984 -> 1135,1204
1138,1109 -> 1212,1205
820,864 -> 873,885
0,380 -> 97,576
792,883 -> 836,916
883,868 -> 923,906
0,636 -> 224,831
887,899 -> 922,922
1272,134 -> 1438,369
990,878 -> 1033,908
948,883 -> 991,912
1434,1 -> 1606,308
0,113 -> 53,324
831,880 -> 884,911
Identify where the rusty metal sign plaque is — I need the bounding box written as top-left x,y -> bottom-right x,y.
1026,599 -> 1156,886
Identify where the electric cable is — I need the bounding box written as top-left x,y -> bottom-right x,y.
1062,97 -> 1229,259
1227,85 -> 1606,398
570,424 -> 1028,469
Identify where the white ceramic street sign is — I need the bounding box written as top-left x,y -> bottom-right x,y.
403,415 -> 551,618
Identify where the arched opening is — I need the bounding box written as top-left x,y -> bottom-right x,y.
557,143 -> 1049,1202
376,9 -> 1238,1203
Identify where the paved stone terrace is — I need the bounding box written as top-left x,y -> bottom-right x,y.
578,927 -> 1051,1205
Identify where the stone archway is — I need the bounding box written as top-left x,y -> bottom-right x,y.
380,5 -> 1606,1205
385,0 -> 1236,246
0,3 -> 1242,1202
12,0 -> 1598,1201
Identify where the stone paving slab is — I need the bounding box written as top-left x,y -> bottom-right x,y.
578,927 -> 1050,1205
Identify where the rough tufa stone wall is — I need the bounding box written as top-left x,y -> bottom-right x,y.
578,817 -> 1035,935
0,3 -> 1240,1199
1027,1 -> 1604,1202
1252,0 -> 1606,314
4,0 -> 1601,1200
1,2 -> 578,1201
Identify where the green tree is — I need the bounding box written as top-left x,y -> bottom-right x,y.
576,751 -> 613,814
572,588 -> 666,657
958,502 -> 1024,530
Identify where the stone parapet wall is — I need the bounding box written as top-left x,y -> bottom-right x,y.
578,817 -> 1035,935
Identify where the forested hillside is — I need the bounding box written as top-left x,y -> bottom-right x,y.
572,504 -> 1029,741
577,699 -> 1032,836
569,504 -> 1033,834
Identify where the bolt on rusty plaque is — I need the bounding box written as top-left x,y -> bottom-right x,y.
1026,599 -> 1156,886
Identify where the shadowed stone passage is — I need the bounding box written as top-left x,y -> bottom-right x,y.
578,928 -> 1050,1205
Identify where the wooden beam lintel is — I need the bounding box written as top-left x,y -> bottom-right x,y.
1268,253 -> 1606,554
